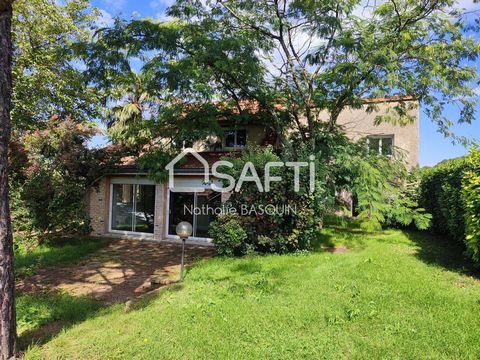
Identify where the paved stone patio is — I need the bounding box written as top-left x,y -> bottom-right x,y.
17,240 -> 215,304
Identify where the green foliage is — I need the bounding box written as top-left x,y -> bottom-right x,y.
87,0 -> 479,149
463,149 -> 480,264
9,118 -> 117,243
419,149 -> 480,265
353,158 -> 432,231
21,169 -> 88,236
12,0 -> 101,130
419,157 -> 468,242
209,146 -> 330,255
314,129 -> 431,231
380,170 -> 433,231
209,215 -> 248,256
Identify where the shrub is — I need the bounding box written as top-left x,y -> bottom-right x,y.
9,118 -> 121,245
419,150 -> 480,265
209,214 -> 248,256
463,149 -> 480,264
419,157 -> 468,242
380,170 -> 432,231
345,150 -> 431,231
313,128 -> 431,232
8,119 -> 95,244
210,146 -> 330,255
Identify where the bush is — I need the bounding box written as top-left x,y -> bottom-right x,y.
419,157 -> 468,242
315,129 -> 431,232
9,121 -> 92,243
209,146 -> 330,255
209,215 -> 248,256
380,170 -> 432,231
8,118 -> 110,245
419,150 -> 480,265
463,149 -> 480,264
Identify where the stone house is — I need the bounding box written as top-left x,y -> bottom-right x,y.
86,97 -> 419,244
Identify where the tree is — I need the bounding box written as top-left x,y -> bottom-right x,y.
9,117 -> 126,243
87,0 -> 479,151
104,69 -> 157,148
12,0 -> 100,131
0,0 -> 16,357
10,117 -> 98,241
82,0 -> 478,236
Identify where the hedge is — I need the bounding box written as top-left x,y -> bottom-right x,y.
463,150 -> 480,263
419,149 -> 480,265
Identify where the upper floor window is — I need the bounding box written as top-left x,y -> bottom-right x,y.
224,129 -> 246,149
181,139 -> 194,149
172,139 -> 194,149
367,135 -> 394,156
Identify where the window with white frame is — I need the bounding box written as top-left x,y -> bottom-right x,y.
110,183 -> 155,234
367,135 -> 394,156
224,129 -> 246,148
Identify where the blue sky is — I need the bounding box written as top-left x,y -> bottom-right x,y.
90,0 -> 480,167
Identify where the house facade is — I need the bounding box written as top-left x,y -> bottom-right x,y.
86,98 -> 419,244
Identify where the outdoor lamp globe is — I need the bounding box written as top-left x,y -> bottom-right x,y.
176,221 -> 193,239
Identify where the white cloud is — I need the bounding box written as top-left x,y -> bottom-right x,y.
102,0 -> 126,12
453,0 -> 479,11
96,9 -> 115,27
155,11 -> 173,22
149,0 -> 175,21
149,0 -> 175,10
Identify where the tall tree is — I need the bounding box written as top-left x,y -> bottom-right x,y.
87,0 -> 479,154
0,0 -> 16,358
12,0 -> 100,131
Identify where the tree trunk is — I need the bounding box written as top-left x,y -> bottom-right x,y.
0,0 -> 16,358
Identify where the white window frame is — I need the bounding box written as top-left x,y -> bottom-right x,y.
366,135 -> 394,156
165,189 -> 215,243
223,129 -> 247,149
109,177 -> 156,237
165,178 -> 223,243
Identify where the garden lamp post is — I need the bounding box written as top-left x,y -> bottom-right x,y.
176,221 -> 192,282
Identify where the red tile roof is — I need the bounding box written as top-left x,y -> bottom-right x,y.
360,95 -> 417,104
177,151 -> 241,169
106,96 -> 416,171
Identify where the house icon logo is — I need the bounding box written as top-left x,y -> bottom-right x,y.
166,149 -> 316,194
165,148 -> 210,192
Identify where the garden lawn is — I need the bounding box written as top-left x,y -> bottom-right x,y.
25,229 -> 480,359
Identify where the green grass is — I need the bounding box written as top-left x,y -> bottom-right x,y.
15,237 -> 108,279
17,292 -> 103,350
24,229 -> 480,359
14,237 -> 109,350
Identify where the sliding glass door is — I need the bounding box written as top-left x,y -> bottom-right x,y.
168,190 -> 221,239
111,184 -> 155,234
168,193 -> 194,236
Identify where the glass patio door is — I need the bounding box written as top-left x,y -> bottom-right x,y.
194,191 -> 221,238
111,184 -> 155,234
168,191 -> 221,239
168,193 -> 194,236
